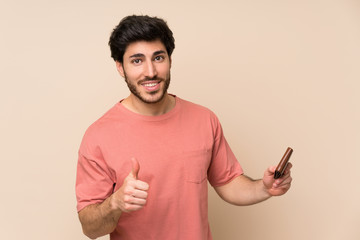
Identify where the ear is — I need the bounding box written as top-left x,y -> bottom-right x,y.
115,61 -> 125,78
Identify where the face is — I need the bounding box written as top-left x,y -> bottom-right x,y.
116,40 -> 171,104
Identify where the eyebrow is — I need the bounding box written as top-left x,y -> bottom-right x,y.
153,50 -> 166,56
129,53 -> 144,58
129,50 -> 166,59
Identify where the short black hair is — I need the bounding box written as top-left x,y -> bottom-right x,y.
109,15 -> 175,63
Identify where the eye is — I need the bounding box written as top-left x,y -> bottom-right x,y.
154,55 -> 165,62
131,59 -> 142,65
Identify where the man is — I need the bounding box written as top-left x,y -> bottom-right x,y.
76,15 -> 292,240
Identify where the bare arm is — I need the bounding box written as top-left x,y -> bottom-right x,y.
78,158 -> 149,239
214,163 -> 292,206
78,196 -> 122,239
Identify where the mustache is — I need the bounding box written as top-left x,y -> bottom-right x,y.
138,76 -> 165,84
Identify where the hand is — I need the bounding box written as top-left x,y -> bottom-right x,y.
111,158 -> 149,212
262,163 -> 293,196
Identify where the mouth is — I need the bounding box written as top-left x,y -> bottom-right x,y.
140,80 -> 161,92
143,82 -> 158,87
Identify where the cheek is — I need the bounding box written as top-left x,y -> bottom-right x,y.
158,65 -> 171,76
124,66 -> 143,80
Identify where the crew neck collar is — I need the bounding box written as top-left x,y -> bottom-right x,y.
116,95 -> 180,122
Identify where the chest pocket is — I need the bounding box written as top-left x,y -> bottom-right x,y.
182,149 -> 212,184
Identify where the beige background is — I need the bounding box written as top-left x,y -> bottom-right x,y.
1,0 -> 359,239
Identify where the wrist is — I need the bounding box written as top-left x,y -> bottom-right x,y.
105,194 -> 123,224
259,180 -> 272,199
108,194 -> 121,212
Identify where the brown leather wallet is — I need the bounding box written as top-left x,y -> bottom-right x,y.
274,147 -> 293,179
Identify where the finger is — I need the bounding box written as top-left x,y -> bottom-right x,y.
124,195 -> 147,205
124,180 -> 149,194
274,171 -> 291,183
123,203 -> 145,212
274,176 -> 292,188
269,166 -> 276,174
264,166 -> 276,178
284,162 -> 293,172
132,189 -> 149,199
275,177 -> 292,186
274,162 -> 292,179
276,181 -> 291,191
131,157 -> 140,179
130,198 -> 147,205
134,180 -> 149,191
281,165 -> 292,178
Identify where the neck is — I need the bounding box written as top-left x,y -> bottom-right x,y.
121,93 -> 175,116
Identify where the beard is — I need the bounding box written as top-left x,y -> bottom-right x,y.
124,73 -> 171,104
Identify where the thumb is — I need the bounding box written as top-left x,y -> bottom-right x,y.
268,166 -> 276,174
131,157 -> 140,179
264,166 -> 276,178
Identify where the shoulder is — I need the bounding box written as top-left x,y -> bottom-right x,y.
178,97 -> 219,121
178,98 -> 214,114
81,103 -> 122,141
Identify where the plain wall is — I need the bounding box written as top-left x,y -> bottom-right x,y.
1,0 -> 359,239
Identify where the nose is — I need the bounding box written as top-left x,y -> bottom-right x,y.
144,61 -> 157,79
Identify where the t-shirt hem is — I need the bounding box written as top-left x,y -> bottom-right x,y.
77,200 -> 103,213
210,171 -> 244,188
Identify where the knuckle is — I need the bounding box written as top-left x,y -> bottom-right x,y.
123,195 -> 131,203
124,203 -> 132,211
124,179 -> 135,187
123,187 -> 134,195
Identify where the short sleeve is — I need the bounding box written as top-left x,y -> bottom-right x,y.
75,129 -> 115,212
207,114 -> 243,187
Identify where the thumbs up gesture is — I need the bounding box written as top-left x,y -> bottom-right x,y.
111,158 -> 149,213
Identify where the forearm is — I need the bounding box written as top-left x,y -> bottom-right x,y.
78,195 -> 122,239
77,158 -> 150,239
214,175 -> 271,206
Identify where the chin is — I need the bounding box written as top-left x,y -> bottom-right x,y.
142,92 -> 166,104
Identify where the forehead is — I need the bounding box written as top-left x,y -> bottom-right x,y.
124,40 -> 167,57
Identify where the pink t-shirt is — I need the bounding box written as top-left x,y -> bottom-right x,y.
76,96 -> 243,240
